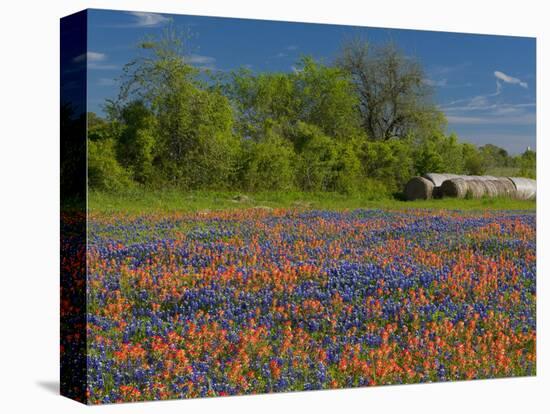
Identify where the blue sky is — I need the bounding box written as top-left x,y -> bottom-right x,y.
85,9 -> 536,154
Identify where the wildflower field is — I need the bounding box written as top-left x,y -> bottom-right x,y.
78,208 -> 535,403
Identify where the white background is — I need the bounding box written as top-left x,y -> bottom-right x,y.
0,0 -> 547,412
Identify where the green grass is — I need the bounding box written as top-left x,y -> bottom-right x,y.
88,189 -> 536,213
484,166 -> 522,177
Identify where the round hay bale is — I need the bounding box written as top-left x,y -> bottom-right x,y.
507,177 -> 536,200
491,178 -> 516,197
441,178 -> 469,198
404,177 -> 434,200
481,180 -> 499,198
466,180 -> 486,198
423,173 -> 461,187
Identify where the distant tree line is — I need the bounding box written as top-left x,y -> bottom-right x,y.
85,29 -> 536,196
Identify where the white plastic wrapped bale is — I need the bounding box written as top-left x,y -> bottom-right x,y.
467,175 -> 498,181
507,177 -> 536,200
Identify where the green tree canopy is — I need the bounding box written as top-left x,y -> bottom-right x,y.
111,27 -> 239,189
223,56 -> 364,145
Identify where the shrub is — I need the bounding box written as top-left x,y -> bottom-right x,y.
88,139 -> 134,192
243,132 -> 296,191
332,141 -> 362,194
296,126 -> 337,192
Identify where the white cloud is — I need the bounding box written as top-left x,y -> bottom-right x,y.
72,51 -> 117,70
446,114 -> 535,125
423,78 -> 447,87
187,54 -> 216,65
440,69 -> 534,153
128,12 -> 170,27
442,85 -> 535,127
467,95 -> 490,108
429,62 -> 471,75
185,54 -> 218,71
442,99 -> 535,113
494,70 -> 528,88
73,51 -> 106,63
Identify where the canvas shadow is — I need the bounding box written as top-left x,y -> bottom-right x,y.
36,380 -> 59,395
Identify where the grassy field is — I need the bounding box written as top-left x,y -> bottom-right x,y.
88,189 -> 536,213
484,166 -> 523,177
